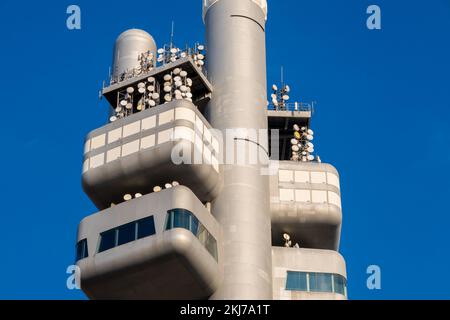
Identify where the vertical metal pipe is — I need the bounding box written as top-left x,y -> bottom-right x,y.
204,0 -> 272,299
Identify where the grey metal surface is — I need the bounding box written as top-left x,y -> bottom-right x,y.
204,0 -> 272,299
82,100 -> 222,209
270,161 -> 342,250
77,186 -> 223,299
272,247 -> 347,300
112,29 -> 157,78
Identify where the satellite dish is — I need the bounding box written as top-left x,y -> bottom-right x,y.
126,87 -> 135,94
164,86 -> 172,93
115,106 -> 122,113
147,85 -> 155,92
165,183 -> 173,189
170,57 -> 177,62
138,87 -> 145,94
291,138 -> 298,145
197,60 -> 205,66
170,48 -> 178,54
110,116 -> 117,122
272,84 -> 278,91
307,155 -> 315,161
294,131 -> 301,139
175,80 -> 183,87
180,52 -> 187,58
174,76 -> 181,82
307,142 -> 314,148
135,193 -> 142,198
187,78 -> 193,86
120,100 -> 128,107
172,181 -> 180,186
186,92 -> 193,98
180,85 -> 188,92
285,85 -> 291,93
301,127 -> 307,131
302,151 -> 307,156
308,129 -> 314,135
148,100 -> 156,107
147,77 -> 155,82
291,145 -> 300,152
163,74 -> 172,81
137,82 -> 145,88
152,93 -> 160,100
123,194 -> 132,201
307,147 -> 314,153
293,124 -> 300,131
197,45 -> 205,51
271,93 -> 277,99
157,48 -> 165,54
153,186 -> 162,192
173,68 -> 181,75
197,53 -> 205,60
283,233 -> 290,241
180,70 -> 188,77
307,135 -> 314,141
164,94 -> 172,102
126,103 -> 133,110
282,95 -> 290,101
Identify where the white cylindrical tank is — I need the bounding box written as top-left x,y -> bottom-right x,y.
112,29 -> 157,78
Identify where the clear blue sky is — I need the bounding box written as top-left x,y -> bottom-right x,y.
0,0 -> 449,299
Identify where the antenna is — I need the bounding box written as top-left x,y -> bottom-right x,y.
170,21 -> 175,48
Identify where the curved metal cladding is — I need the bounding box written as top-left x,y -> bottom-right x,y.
112,29 -> 157,78
77,186 -> 222,300
270,161 -> 343,250
205,0 -> 272,299
272,247 -> 347,300
82,100 -> 222,209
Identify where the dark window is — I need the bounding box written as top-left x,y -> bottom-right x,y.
117,222 -> 136,246
75,239 -> 89,262
137,216 -> 156,239
286,271 -> 308,291
310,273 -> 333,293
333,274 -> 346,295
98,229 -> 117,253
165,209 -> 218,261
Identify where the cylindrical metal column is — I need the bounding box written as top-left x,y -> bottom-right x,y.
108,29 -> 157,120
204,0 -> 272,299
112,29 -> 157,78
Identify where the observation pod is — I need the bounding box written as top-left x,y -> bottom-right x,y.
272,247 -> 347,300
270,161 -> 343,251
76,186 -> 223,300
82,100 -> 222,210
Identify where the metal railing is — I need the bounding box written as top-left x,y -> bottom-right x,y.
268,102 -> 314,113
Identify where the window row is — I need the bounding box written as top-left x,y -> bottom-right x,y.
286,271 -> 347,296
165,208 -> 218,261
82,127 -> 220,173
77,210 -> 218,262
278,170 -> 340,189
84,107 -> 219,155
98,216 -> 156,253
279,189 -> 341,208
